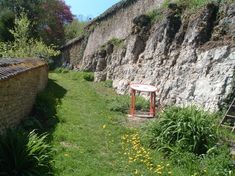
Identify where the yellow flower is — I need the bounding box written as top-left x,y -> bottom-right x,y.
64,153 -> 69,157
156,168 -> 162,172
102,124 -> 106,129
157,165 -> 161,168
134,169 -> 138,174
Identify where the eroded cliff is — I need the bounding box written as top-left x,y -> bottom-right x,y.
61,1 -> 235,111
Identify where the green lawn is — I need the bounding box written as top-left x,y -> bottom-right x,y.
48,71 -> 133,176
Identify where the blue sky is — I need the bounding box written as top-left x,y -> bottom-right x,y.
64,0 -> 121,20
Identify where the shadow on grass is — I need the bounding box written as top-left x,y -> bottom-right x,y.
21,78 -> 67,141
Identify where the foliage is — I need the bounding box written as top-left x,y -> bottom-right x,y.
0,0 -> 73,45
147,9 -> 164,24
174,0 -> 212,9
54,67 -> 70,74
64,19 -> 87,41
83,72 -> 94,81
0,13 -> 60,60
161,0 -> 233,11
108,95 -> 149,113
107,38 -> 125,48
33,79 -> 65,130
34,91 -> 59,120
0,9 -> 14,42
0,129 -> 53,176
169,145 -> 234,176
146,106 -> 218,155
39,0 -> 74,45
108,95 -> 130,113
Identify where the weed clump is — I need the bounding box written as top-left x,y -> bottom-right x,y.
108,38 -> 125,48
83,72 -> 94,81
147,9 -> 164,24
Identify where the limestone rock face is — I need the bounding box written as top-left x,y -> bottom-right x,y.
64,2 -> 235,111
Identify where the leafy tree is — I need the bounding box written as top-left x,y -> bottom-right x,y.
64,19 -> 87,41
0,0 -> 73,45
0,0 -> 43,38
39,0 -> 74,45
0,13 -> 60,60
0,9 -> 15,42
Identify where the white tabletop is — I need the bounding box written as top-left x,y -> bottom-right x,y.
130,83 -> 157,92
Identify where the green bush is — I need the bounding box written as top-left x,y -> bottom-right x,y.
64,19 -> 87,42
83,72 -> 94,81
146,106 -> 218,155
0,130 -> 53,176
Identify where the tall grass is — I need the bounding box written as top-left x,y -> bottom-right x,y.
146,106 -> 218,155
0,130 -> 53,176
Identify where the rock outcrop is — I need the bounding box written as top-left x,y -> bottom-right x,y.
61,1 -> 235,111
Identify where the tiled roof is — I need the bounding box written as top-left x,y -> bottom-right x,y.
0,58 -> 46,80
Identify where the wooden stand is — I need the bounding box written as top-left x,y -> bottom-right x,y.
129,83 -> 157,118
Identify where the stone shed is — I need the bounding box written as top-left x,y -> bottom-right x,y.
0,58 -> 48,132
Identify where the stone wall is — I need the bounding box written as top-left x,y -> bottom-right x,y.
61,1 -> 235,111
61,0 -> 164,67
0,59 -> 48,132
101,2 -> 235,111
82,0 -> 164,59
60,36 -> 88,67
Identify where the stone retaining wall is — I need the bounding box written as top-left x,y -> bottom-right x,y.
0,58 -> 48,132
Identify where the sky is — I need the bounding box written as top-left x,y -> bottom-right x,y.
64,0 -> 121,20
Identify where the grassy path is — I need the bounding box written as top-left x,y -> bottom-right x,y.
48,72 -> 130,176
39,71 -> 234,176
